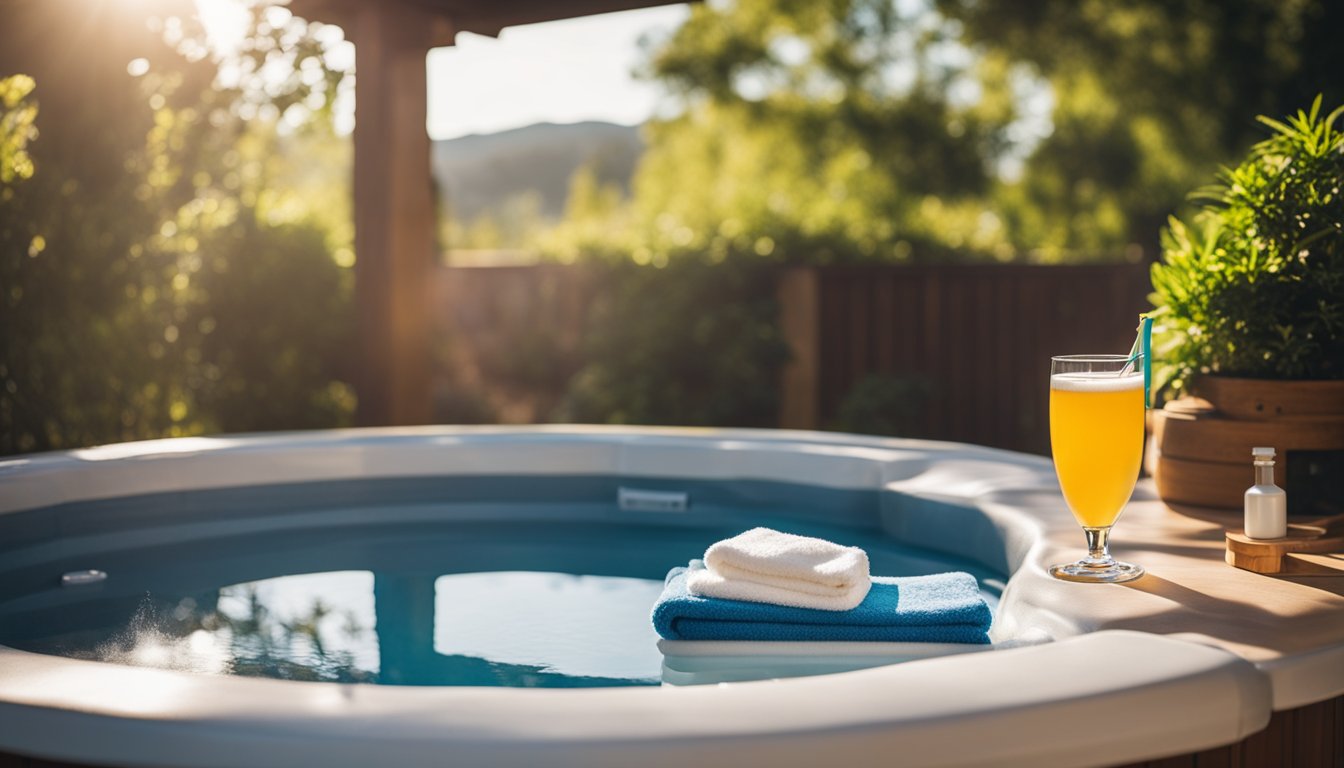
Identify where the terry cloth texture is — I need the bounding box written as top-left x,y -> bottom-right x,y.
687,527 -> 871,611
654,563 -> 992,643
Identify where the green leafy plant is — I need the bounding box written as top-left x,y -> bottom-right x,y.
829,374 -> 931,437
1149,96 -> 1344,396
0,75 -> 38,184
557,256 -> 791,427
1,4 -> 355,455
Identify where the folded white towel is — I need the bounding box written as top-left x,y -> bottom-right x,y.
686,527 -> 871,611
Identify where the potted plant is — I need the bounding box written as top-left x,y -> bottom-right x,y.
1147,96 -> 1344,511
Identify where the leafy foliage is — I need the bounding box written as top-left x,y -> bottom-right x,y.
1150,97 -> 1344,393
0,1 -> 355,454
829,374 -> 931,437
184,213 -> 354,432
554,0 -> 1343,263
539,0 -> 1344,429
558,256 -> 791,427
939,0 -> 1344,259
538,0 -> 1021,266
0,75 -> 37,184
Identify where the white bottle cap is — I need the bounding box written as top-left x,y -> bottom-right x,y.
1252,446 -> 1275,458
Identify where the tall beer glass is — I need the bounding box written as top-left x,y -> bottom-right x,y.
1049,355 -> 1145,583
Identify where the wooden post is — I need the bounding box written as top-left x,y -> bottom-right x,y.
348,4 -> 436,426
777,267 -> 821,429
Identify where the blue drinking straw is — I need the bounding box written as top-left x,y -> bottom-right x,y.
1124,316 -> 1154,408
1141,316 -> 1152,408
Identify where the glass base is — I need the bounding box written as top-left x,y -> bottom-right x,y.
1049,560 -> 1145,583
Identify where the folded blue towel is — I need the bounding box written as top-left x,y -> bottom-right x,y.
651,563 -> 992,644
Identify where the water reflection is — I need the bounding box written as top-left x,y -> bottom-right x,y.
434,572 -> 665,680
71,571 -> 378,683
214,571 -> 378,682
30,569 -> 664,687
4,520 -> 1001,687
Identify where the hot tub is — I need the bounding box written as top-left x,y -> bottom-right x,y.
0,426 -> 1335,767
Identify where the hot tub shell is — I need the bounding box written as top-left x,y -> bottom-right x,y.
1,426 -> 1338,767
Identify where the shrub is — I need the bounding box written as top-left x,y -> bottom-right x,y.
830,374 -> 932,437
186,214 -> 355,433
1149,96 -> 1344,395
558,257 -> 791,427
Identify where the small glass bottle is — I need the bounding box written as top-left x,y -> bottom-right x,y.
1244,447 -> 1287,540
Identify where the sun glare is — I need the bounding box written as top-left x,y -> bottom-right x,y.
192,0 -> 250,56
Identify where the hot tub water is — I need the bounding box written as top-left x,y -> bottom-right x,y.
0,493 -> 1000,687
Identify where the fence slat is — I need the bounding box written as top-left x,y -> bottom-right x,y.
432,262 -> 1152,455
811,263 -> 1150,454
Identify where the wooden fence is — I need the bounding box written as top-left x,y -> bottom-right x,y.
430,265 -> 596,423
431,262 -> 1153,455
778,264 -> 1153,454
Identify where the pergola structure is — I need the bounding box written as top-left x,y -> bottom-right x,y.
287,0 -> 688,426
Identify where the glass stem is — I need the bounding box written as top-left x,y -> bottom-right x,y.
1083,527 -> 1114,566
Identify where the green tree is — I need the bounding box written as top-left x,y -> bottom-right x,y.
940,0 -> 1344,259
0,75 -> 37,184
0,1 -> 192,452
0,0 -> 354,454
552,0 -> 1341,264
538,0 -> 1019,266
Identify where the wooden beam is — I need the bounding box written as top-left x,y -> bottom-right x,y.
446,0 -> 691,37
291,0 -> 692,45
349,3 -> 436,426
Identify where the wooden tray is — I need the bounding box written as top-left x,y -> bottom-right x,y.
1225,514 -> 1344,574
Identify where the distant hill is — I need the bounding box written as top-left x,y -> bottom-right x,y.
431,121 -> 643,222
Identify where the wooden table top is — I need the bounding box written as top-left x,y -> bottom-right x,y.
1003,478 -> 1344,709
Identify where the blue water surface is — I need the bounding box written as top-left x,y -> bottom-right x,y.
0,476 -> 1003,687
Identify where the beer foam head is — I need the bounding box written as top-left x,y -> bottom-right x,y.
1050,372 -> 1143,392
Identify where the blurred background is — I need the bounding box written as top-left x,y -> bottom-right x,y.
1,0 -> 1339,458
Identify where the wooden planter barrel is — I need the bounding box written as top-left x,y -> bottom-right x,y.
1149,377 -> 1344,510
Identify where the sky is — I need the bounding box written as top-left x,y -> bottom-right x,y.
426,6 -> 690,140
193,1 -> 691,140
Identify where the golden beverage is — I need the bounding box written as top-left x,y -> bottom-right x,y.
1049,373 -> 1144,528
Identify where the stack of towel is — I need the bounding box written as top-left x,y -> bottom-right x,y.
651,527 -> 992,644
688,527 -> 872,610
